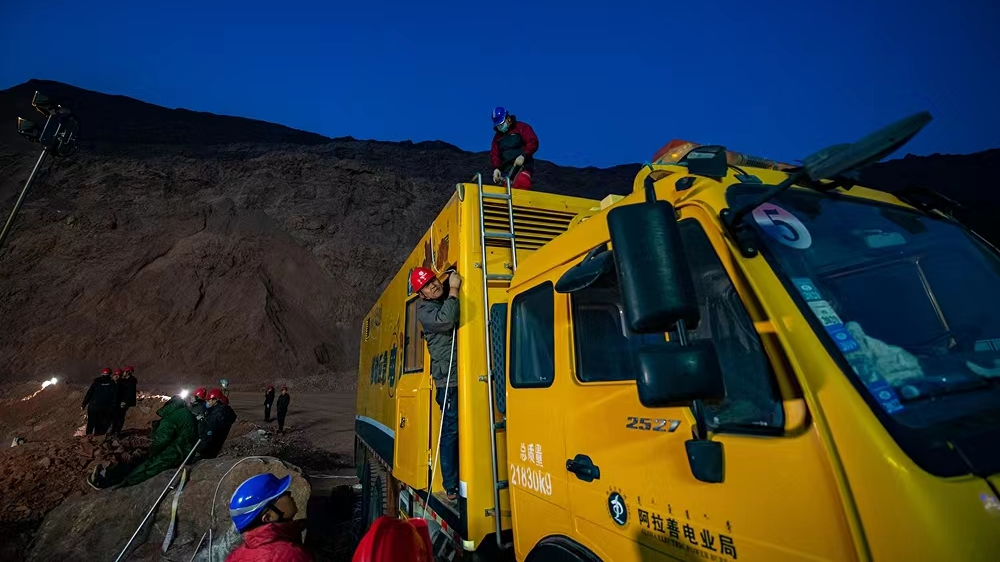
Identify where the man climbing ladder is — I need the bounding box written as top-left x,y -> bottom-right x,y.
490,106 -> 538,190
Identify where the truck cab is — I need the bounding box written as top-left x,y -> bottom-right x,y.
503,132 -> 1000,560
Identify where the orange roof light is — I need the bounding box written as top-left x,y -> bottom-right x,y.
652,139 -> 796,171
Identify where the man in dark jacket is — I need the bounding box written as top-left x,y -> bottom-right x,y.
411,266 -> 461,501
88,395 -> 199,489
112,366 -> 137,435
490,106 -> 539,190
197,388 -> 238,459
264,385 -> 275,422
82,368 -> 117,436
276,387 -> 291,433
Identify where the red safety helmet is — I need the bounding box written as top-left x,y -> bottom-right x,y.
353,516 -> 433,562
113,369 -> 123,376
193,387 -> 208,400
124,366 -> 135,373
207,388 -> 225,401
409,267 -> 435,293
102,368 -> 112,375
267,385 -> 274,390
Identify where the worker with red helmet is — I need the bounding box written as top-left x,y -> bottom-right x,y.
411,266 -> 462,501
197,388 -> 238,459
82,368 -> 117,435
112,366 -> 138,435
276,386 -> 291,433
490,106 -> 539,190
264,385 -> 276,422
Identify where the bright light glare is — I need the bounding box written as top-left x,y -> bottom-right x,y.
179,389 -> 190,399
41,378 -> 57,388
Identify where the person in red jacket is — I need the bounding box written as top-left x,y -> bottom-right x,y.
490,106 -> 539,190
226,473 -> 312,562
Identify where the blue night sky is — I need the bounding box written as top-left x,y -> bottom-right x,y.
2,0 -> 998,168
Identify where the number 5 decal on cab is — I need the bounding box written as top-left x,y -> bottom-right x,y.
752,203 -> 812,250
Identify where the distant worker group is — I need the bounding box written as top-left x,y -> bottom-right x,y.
264,384 -> 292,432
490,106 -> 538,190
82,366 -> 137,436
86,378 -> 238,490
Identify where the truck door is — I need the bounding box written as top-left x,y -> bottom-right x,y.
505,279 -> 575,558
559,217 -> 856,561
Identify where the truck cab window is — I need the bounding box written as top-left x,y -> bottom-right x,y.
571,281 -> 647,382
510,282 -> 555,388
676,220 -> 785,432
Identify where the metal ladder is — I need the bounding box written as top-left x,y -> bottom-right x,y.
473,172 -> 517,549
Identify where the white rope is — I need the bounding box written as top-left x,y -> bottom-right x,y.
424,325 -> 456,520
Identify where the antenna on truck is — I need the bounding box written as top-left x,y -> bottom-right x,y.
1,91 -> 80,253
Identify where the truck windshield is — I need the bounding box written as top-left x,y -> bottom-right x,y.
728,184 -> 1000,433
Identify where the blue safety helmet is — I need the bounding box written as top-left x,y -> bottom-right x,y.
229,473 -> 293,532
491,106 -> 508,127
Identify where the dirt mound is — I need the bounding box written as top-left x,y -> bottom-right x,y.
28,455 -> 311,562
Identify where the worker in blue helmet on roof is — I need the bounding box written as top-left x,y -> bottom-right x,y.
227,473 -> 313,561
490,106 -> 538,190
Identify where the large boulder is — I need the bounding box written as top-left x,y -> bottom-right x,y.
28,455 -> 310,562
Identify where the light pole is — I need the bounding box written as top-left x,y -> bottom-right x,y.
0,91 -> 79,252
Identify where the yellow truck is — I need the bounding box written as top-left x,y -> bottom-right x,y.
355,112 -> 1000,561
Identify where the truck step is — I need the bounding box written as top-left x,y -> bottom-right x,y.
482,192 -> 511,201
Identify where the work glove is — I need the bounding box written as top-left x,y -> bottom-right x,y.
449,271 -> 463,289
493,168 -> 502,183
120,402 -> 126,408
514,155 -> 525,167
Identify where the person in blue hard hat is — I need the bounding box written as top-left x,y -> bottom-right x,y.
489,106 -> 538,190
227,472 -> 312,562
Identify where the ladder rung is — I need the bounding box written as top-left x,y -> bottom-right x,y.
482,192 -> 511,201
484,231 -> 514,240
486,274 -> 513,281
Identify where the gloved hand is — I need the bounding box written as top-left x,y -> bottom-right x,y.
449,271 -> 463,290
120,402 -> 126,408
493,168 -> 502,183
514,155 -> 525,167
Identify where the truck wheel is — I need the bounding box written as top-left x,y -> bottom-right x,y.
360,458 -> 389,533
525,537 -> 601,562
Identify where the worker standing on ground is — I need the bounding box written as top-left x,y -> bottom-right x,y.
276,387 -> 291,433
226,473 -> 313,562
490,106 -> 539,190
264,385 -> 275,422
197,388 -> 238,459
412,266 -> 462,502
88,394 -> 199,489
82,368 -> 117,436
112,366 -> 137,435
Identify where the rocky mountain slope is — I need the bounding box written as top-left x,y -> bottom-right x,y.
1,79 -> 995,390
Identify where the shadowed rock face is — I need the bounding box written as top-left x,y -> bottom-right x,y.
28,455 -> 310,562
0,79 -> 995,389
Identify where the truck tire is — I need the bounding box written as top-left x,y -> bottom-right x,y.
359,456 -> 390,534
525,536 -> 602,562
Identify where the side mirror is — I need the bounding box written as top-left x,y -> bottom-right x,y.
607,199 -> 699,333
634,341 -> 725,408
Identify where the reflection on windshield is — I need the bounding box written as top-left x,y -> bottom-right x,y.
734,187 -> 1000,429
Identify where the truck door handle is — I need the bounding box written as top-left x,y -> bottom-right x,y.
566,454 -> 600,482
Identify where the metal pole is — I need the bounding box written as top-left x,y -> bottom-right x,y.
114,439 -> 201,562
0,149 -> 48,252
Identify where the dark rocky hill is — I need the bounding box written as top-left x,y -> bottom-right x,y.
0,79 -> 994,390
